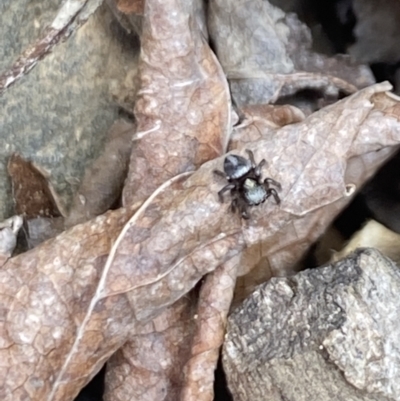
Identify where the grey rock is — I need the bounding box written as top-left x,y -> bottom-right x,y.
223,248 -> 400,401
208,0 -> 373,109
0,2 -> 139,220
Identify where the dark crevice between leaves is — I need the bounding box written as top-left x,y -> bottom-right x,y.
214,353 -> 233,401
74,364 -> 106,401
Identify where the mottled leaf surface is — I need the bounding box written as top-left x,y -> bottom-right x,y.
115,0 -> 144,14
181,257 -> 238,401
1,83 -> 398,400
104,295 -> 196,401
111,0 -> 230,398
230,104 -> 305,150
8,154 -> 61,219
122,0 -> 231,205
0,208 -> 133,401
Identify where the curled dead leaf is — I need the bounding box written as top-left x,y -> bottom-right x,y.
2,83 -> 400,400
122,0 -> 231,206
115,0 -> 144,15
7,154 -> 61,219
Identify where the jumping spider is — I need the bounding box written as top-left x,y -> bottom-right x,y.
214,149 -> 281,219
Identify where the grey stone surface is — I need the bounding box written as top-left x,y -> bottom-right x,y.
0,2 -> 139,219
0,0 -> 60,70
223,248 -> 400,401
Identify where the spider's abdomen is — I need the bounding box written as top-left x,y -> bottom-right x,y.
224,154 -> 252,180
243,178 -> 267,205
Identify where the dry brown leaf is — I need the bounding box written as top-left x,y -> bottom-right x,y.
111,0 -> 229,398
180,256 -> 238,401
105,0 -> 144,37
230,104 -> 306,150
7,154 -> 66,254
358,129 -> 400,234
233,84 -> 400,302
208,0 -> 371,107
115,0 -> 144,15
122,0 -> 231,206
65,119 -> 135,228
239,104 -> 306,128
104,253 -> 237,401
2,83 -> 400,400
104,295 -> 196,401
7,154 -> 61,219
0,207 -> 133,401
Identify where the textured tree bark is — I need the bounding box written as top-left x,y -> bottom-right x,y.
223,248 -> 400,401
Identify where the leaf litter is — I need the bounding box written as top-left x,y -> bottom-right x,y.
2,1 -> 400,401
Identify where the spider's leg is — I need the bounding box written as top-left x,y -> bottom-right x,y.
239,201 -> 250,219
266,188 -> 281,204
214,169 -> 228,180
230,197 -> 249,218
255,159 -> 267,180
230,198 -> 238,214
241,210 -> 250,219
245,149 -> 267,179
264,177 -> 281,190
233,196 -> 250,219
245,149 -> 256,167
218,184 -> 236,202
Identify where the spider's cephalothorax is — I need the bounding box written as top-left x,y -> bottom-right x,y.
214,149 -> 281,219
